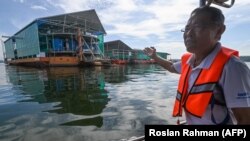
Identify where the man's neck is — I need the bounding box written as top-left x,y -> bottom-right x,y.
193,44 -> 218,67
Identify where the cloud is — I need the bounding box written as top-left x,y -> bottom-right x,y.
82,0 -> 195,41
43,0 -> 250,59
10,19 -> 27,30
234,0 -> 250,6
240,44 -> 250,56
45,0 -> 91,12
31,5 -> 48,11
13,0 -> 25,3
154,41 -> 185,58
47,0 -> 250,41
99,0 -> 195,38
3,0 -> 250,59
228,40 -> 250,56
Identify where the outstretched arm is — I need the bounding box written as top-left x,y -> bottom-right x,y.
143,47 -> 178,73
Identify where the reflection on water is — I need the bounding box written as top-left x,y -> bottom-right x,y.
61,116 -> 103,127
0,64 -> 180,141
6,66 -> 111,127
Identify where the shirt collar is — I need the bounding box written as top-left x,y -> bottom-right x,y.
186,42 -> 222,70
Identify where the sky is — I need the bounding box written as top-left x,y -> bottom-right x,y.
0,0 -> 250,59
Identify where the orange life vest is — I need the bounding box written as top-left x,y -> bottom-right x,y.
172,47 -> 239,118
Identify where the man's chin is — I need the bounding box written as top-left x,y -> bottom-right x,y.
186,46 -> 195,53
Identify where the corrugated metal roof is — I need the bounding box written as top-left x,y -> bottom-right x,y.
104,40 -> 132,51
38,9 -> 106,34
5,9 -> 106,43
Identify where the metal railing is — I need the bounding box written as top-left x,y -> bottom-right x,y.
201,0 -> 235,8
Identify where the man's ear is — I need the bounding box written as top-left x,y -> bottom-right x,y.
216,25 -> 226,40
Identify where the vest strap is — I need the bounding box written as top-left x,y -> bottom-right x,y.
210,96 -> 230,125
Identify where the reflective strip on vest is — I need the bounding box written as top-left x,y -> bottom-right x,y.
176,91 -> 182,101
190,83 -> 217,94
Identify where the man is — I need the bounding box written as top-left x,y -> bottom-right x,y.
144,6 -> 250,125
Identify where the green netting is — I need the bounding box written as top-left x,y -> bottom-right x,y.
39,35 -> 48,52
104,51 -> 131,59
133,51 -> 150,60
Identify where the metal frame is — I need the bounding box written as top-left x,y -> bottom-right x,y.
36,11 -> 107,62
200,0 -> 207,6
200,0 -> 235,8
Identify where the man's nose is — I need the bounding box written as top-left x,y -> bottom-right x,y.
185,28 -> 194,35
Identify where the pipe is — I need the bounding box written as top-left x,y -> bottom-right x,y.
200,0 -> 206,7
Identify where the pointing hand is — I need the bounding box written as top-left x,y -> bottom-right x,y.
143,46 -> 156,58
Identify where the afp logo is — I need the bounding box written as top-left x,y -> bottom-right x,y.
222,129 -> 246,138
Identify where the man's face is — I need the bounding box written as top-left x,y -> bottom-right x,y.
183,13 -> 220,54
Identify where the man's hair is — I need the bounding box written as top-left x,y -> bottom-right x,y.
191,6 -> 225,25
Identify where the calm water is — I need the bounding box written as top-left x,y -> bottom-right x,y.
0,62 -> 249,141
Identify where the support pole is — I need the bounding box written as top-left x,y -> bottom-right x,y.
200,0 -> 206,7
